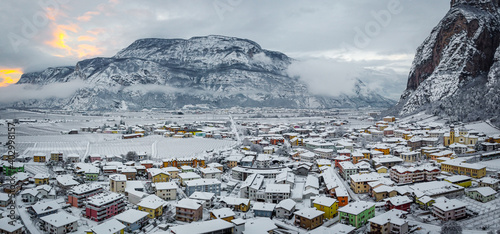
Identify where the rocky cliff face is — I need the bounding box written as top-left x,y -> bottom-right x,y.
392,0 -> 500,124
13,35 -> 395,111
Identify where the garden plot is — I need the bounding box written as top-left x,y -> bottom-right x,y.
24,163 -> 49,175
23,142 -> 87,157
88,139 -> 154,157
466,121 -> 500,135
154,137 -> 237,159
458,196 -> 500,230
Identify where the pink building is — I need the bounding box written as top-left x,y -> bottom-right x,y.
85,193 -> 125,222
89,154 -> 102,163
432,199 -> 466,221
67,183 -> 103,207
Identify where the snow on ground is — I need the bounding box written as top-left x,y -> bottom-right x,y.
477,158 -> 500,170
466,121 -> 500,135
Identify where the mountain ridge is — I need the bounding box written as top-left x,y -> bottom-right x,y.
14,35 -> 395,111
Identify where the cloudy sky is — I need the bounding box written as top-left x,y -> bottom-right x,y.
0,0 -> 450,99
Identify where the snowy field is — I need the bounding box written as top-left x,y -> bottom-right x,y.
466,121 -> 500,135
477,158 -> 500,171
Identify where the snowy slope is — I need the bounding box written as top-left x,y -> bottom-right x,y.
392,0 -> 500,125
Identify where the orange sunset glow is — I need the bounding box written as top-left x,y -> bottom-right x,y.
0,68 -> 23,87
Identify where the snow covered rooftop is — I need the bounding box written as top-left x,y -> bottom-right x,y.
276,198 -> 296,211
114,209 -> 149,224
154,181 -> 178,190
313,196 -> 337,206
138,194 -> 166,209
294,208 -> 324,219
253,202 -> 276,211
90,219 -> 125,234
168,219 -> 234,234
189,191 -> 215,200
0,217 -> 23,232
265,184 -> 290,193
40,212 -> 79,227
184,179 -> 221,187
445,175 -> 471,183
432,198 -> 466,212
70,183 -> 102,195
338,201 -> 375,215
368,209 -> 407,226
176,198 -> 202,210
386,196 -> 412,206
87,193 -> 124,206
468,187 -> 497,197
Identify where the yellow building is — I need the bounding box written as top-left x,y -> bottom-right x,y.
443,126 -> 478,147
151,172 -> 170,183
416,196 -> 435,210
34,173 -> 49,185
109,174 -> 127,193
376,167 -> 388,174
429,150 -> 454,161
445,175 -> 472,187
210,208 -> 235,222
137,195 -> 165,219
34,154 -> 46,163
313,197 -> 338,219
441,160 -> 486,178
50,152 -> 63,162
373,146 -> 390,155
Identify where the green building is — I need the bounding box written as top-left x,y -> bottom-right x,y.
338,201 -> 375,228
2,163 -> 25,176
466,187 -> 497,203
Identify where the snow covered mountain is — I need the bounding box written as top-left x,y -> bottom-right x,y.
392,0 -> 500,124
14,35 -> 395,110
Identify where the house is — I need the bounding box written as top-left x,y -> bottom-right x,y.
338,201 -> 375,228
0,192 -> 10,207
199,167 -> 222,179
240,174 -> 264,200
445,175 -> 472,187
339,161 -> 359,181
168,219 -> 235,234
372,185 -> 397,202
477,177 -> 499,190
406,181 -> 465,198
385,196 -> 412,212
109,174 -> 127,193
86,218 -> 125,234
34,153 -> 47,163
179,172 -> 202,186
334,155 -> 351,168
21,188 -> 40,204
2,162 -> 24,176
68,183 -> 103,207
148,168 -> 171,183
368,209 -> 409,234
189,191 -> 215,208
275,198 -> 296,219
350,173 -> 381,194
114,209 -> 149,232
207,162 -> 224,171
390,165 -> 440,184
210,207 -> 236,222
312,196 -> 338,219
137,194 -> 166,219
220,197 -> 251,212
336,187 -> 350,207
441,159 -> 486,178
431,198 -> 466,221
121,167 -> 137,180
184,179 -> 221,196
294,208 -> 324,230
0,217 -> 24,234
50,152 -> 64,162
181,165 -> 195,173
244,217 -> 278,233
154,181 -> 178,200
372,155 -> 404,169
275,171 -> 295,185
176,198 -> 203,222
34,173 -> 50,185
163,167 -> 180,179
466,187 -> 497,203
30,200 -> 61,217
39,212 -> 79,234
416,196 -> 435,210
253,202 -> 276,217
89,154 -> 102,163
265,183 -> 291,203
352,151 -> 364,164
66,154 -> 80,163
85,193 -> 125,222
55,175 -> 79,189
226,155 -> 242,168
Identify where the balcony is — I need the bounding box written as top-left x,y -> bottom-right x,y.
177,210 -> 195,215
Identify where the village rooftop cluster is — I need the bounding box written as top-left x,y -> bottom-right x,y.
1,109 -> 500,233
